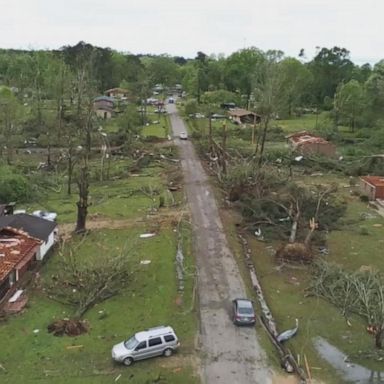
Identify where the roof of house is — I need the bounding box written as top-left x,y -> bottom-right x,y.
0,227 -> 41,280
0,214 -> 57,242
287,131 -> 331,146
360,176 -> 384,188
94,96 -> 114,103
105,87 -> 129,94
228,108 -> 259,117
95,106 -> 114,113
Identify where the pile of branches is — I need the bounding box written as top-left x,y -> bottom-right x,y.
309,261 -> 384,348
48,319 -> 89,336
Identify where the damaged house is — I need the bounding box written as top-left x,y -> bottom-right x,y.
0,227 -> 41,301
287,131 -> 336,157
0,214 -> 57,261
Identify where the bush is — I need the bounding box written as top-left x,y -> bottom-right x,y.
359,226 -> 370,236
0,166 -> 32,202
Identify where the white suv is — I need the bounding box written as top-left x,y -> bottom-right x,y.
112,326 -> 179,366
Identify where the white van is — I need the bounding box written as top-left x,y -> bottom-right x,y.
112,326 -> 179,366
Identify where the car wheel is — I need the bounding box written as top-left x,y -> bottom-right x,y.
123,357 -> 133,366
163,348 -> 173,357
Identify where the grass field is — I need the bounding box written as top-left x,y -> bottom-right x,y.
0,226 -> 198,384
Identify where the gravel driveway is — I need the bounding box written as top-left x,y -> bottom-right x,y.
168,104 -> 273,384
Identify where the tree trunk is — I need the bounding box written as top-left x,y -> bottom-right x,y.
221,122 -> 227,174
258,116 -> 269,167
75,166 -> 89,234
375,327 -> 383,349
208,113 -> 213,152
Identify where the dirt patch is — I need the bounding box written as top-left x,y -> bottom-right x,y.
272,375 -> 299,384
272,374 -> 325,384
59,209 -> 188,240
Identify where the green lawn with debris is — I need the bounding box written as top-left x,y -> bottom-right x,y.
245,172 -> 384,383
0,137 -> 198,383
0,225 -> 198,384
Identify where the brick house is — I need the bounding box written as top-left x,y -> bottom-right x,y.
360,176 -> 384,200
287,131 -> 336,157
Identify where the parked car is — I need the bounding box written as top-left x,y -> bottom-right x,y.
179,132 -> 188,140
112,326 -> 179,366
232,298 -> 256,325
32,210 -> 57,221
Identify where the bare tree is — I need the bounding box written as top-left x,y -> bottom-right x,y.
71,66 -> 97,234
45,241 -> 135,318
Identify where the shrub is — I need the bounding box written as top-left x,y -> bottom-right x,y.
0,166 -> 32,202
359,226 -> 370,236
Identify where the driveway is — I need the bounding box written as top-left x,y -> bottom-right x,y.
167,104 -> 273,383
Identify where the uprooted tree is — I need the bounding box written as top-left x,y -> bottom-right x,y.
310,261 -> 384,349
45,241 -> 135,335
222,163 -> 346,262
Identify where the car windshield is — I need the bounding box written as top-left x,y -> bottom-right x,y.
238,307 -> 253,315
124,336 -> 138,349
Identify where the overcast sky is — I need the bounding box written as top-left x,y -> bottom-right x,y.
0,0 -> 382,65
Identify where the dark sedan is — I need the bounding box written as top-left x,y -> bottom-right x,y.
232,298 -> 256,325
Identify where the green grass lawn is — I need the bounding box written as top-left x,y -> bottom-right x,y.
142,113 -> 170,138
0,225 -> 198,384
22,161 -> 166,224
1,135 -> 198,384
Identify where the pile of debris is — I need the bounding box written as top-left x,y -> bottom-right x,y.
47,319 -> 89,337
275,242 -> 314,264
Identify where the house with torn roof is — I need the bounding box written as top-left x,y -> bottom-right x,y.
0,227 -> 41,301
228,108 -> 261,125
360,176 -> 384,201
287,131 -> 336,157
0,214 -> 57,261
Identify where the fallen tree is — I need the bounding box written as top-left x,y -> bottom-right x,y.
309,261 -> 384,349
45,240 -> 135,320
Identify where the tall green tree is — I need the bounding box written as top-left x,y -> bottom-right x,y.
364,61 -> 384,124
0,86 -> 20,164
308,47 -> 354,106
253,56 -> 283,165
223,47 -> 266,108
333,79 -> 365,131
278,58 -> 312,117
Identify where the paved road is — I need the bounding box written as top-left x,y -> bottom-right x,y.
167,104 -> 272,384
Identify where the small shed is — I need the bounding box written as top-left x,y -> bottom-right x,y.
287,131 -> 336,157
94,96 -> 114,119
360,176 -> 384,200
228,108 -> 261,124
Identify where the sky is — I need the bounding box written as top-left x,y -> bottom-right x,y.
0,0 -> 383,65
